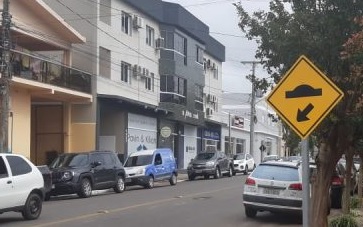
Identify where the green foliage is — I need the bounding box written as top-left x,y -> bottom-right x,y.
350,197 -> 362,210
329,214 -> 358,227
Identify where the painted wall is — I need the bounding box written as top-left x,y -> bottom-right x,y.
11,89 -> 31,159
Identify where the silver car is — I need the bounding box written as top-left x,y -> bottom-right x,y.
242,161 -> 303,218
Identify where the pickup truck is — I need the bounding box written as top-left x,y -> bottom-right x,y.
0,153 -> 45,220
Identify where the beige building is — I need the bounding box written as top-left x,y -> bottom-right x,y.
1,0 -> 94,164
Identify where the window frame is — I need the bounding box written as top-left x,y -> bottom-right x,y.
146,25 -> 155,47
121,61 -> 131,83
121,11 -> 132,36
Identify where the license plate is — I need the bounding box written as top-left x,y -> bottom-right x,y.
263,188 -> 280,195
195,170 -> 202,173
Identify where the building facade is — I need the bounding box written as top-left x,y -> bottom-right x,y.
1,0 -> 93,164
222,93 -> 283,165
45,0 -> 225,168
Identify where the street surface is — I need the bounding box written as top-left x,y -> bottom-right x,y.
0,174 -> 302,227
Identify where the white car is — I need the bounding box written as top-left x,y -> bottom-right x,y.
0,153 -> 45,220
233,153 -> 256,175
243,161 -> 303,218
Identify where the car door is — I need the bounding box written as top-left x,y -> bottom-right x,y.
6,155 -> 34,207
90,153 -> 108,188
218,152 -> 228,171
153,153 -> 165,180
0,156 -> 14,209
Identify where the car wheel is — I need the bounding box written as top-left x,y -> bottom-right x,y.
114,176 -> 125,193
188,174 -> 195,181
169,173 -> 177,186
214,167 -> 221,179
78,178 -> 92,198
145,176 -> 154,189
22,193 -> 42,220
244,165 -> 249,175
245,207 -> 257,218
228,166 -> 233,177
232,171 -> 236,176
204,174 -> 210,180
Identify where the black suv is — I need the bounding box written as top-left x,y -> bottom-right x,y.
48,150 -> 126,199
187,151 -> 233,180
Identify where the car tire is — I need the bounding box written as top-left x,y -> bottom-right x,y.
78,178 -> 92,198
169,173 -> 177,186
245,207 -> 257,218
114,176 -> 125,193
188,174 -> 195,181
214,167 -> 221,179
228,166 -> 233,177
244,165 -> 249,175
145,176 -> 154,189
22,193 -> 42,220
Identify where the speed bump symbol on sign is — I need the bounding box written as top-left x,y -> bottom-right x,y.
266,55 -> 344,139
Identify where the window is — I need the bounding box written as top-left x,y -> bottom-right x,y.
251,165 -> 299,181
204,139 -> 217,152
0,157 -> 8,178
121,12 -> 132,35
196,46 -> 204,64
121,61 -> 131,83
160,75 -> 187,105
195,85 -> 203,111
213,66 -> 218,79
236,138 -> 245,154
7,156 -> 31,176
99,47 -> 111,79
145,73 -> 154,91
175,33 -> 187,65
99,0 -> 111,25
224,136 -> 234,154
90,153 -> 105,165
146,26 -> 155,47
154,154 -> 162,165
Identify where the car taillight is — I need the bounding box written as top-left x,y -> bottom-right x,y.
331,176 -> 342,186
245,177 -> 256,186
288,183 -> 302,190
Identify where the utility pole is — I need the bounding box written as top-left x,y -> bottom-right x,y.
0,0 -> 11,153
228,112 -> 232,154
241,61 -> 258,157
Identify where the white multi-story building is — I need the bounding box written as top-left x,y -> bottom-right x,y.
221,93 -> 284,164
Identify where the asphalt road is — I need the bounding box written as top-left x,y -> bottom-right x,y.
0,174 -> 302,227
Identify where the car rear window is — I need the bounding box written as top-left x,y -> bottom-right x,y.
251,164 -> 299,181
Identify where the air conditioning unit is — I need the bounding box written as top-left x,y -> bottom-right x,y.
206,108 -> 213,116
155,37 -> 165,49
133,64 -> 139,77
133,15 -> 144,29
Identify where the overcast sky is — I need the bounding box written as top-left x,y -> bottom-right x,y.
165,0 -> 270,94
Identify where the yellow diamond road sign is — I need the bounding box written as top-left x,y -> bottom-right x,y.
267,55 -> 344,139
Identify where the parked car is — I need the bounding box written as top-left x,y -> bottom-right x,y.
232,153 -> 256,175
0,153 -> 45,220
187,151 -> 233,180
262,155 -> 280,162
37,165 -> 52,199
48,150 -> 126,199
123,148 -> 178,189
243,161 -> 303,218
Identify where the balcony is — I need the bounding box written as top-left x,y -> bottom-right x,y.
11,51 -> 92,94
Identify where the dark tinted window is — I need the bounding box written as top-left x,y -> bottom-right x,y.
124,155 -> 153,167
50,154 -> 89,168
0,157 -> 8,178
251,164 -> 299,181
7,156 -> 32,176
103,153 -> 115,165
196,153 -> 215,160
90,153 -> 105,165
233,154 -> 245,160
154,154 -> 162,165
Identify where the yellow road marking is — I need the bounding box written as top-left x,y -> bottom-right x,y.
32,185 -> 240,227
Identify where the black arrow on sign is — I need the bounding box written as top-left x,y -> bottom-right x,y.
297,103 -> 314,122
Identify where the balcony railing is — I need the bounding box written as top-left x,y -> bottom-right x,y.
11,51 -> 92,94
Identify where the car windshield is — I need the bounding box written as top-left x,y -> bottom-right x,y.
49,154 -> 89,168
124,155 -> 153,167
251,164 -> 299,181
233,154 -> 245,160
195,152 -> 215,160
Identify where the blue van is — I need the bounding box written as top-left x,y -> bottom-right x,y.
124,148 -> 178,189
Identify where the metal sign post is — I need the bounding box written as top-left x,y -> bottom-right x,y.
301,139 -> 310,227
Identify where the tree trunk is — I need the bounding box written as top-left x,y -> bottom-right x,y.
342,149 -> 353,214
311,142 -> 340,227
359,154 -> 363,205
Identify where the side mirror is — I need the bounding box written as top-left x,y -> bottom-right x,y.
92,161 -> 102,167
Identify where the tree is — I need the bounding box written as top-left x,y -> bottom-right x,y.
234,1 -> 363,226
